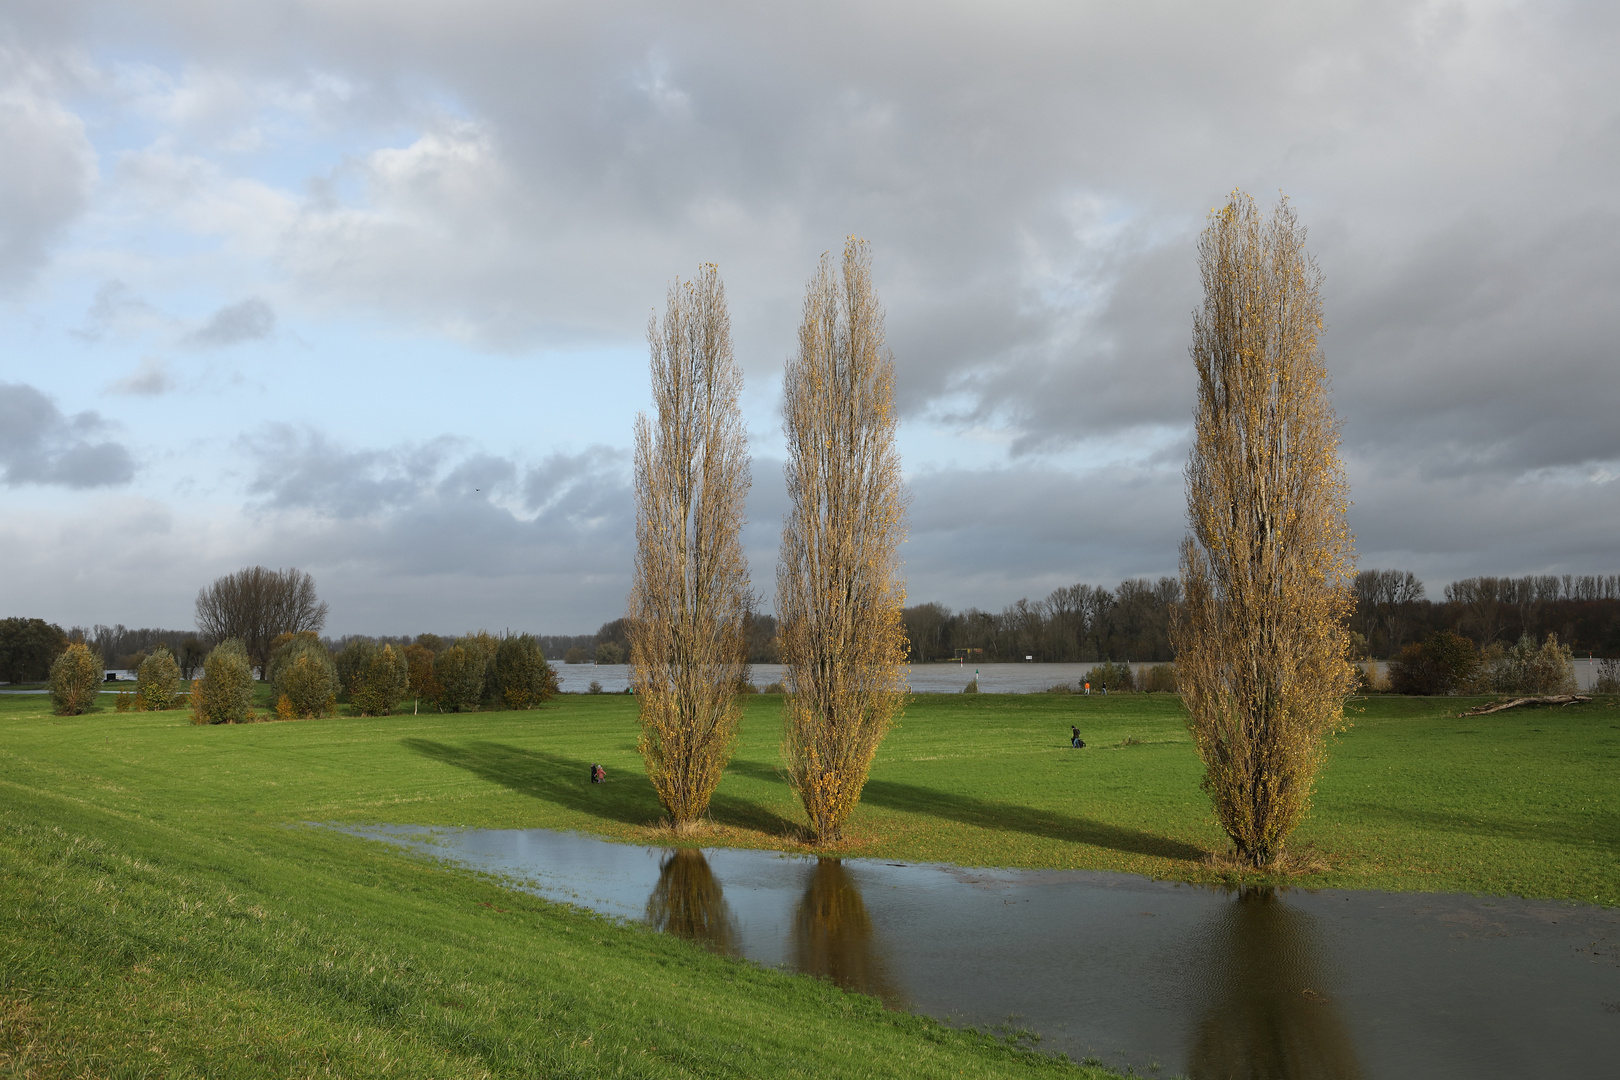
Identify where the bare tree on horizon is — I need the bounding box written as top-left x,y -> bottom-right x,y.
1171,191 -> 1357,870
195,566 -> 329,679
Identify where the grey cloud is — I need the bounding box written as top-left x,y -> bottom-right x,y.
523,446 -> 631,516
107,356 -> 175,396
191,1 -> 1607,476
224,428 -> 638,629
241,425 -> 463,518
0,381 -> 136,487
5,0 -> 1620,627
185,297 -> 276,347
0,59 -> 96,290
74,280 -> 159,342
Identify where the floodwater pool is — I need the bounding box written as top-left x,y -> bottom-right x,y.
345,825 -> 1619,1078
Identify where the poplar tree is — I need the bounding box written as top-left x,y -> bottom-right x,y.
1171,192 -> 1357,869
777,239 -> 908,843
629,264 -> 752,832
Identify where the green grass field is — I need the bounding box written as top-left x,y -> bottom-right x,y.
1,687 -> 1615,1076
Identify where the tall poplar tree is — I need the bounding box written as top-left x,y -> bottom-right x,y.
629,264 -> 752,832
777,239 -> 908,843
1171,191 -> 1357,869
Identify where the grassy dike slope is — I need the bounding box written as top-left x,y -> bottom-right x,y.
0,691 -> 1106,1079
2,688 -> 1616,1076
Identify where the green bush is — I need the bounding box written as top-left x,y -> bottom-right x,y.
491,634 -> 559,709
351,643 -> 409,717
191,639 -> 256,724
1475,633 -> 1578,695
1083,661 -> 1134,693
49,643 -> 102,715
563,646 -> 588,664
331,639 -> 371,703
136,647 -> 183,711
1141,663 -> 1178,693
594,641 -> 625,665
271,635 -> 338,718
433,644 -> 485,712
0,616 -> 68,684
1390,631 -> 1477,695
962,678 -> 979,694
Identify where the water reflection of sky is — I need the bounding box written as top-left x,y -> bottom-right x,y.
346,825 -> 1620,1079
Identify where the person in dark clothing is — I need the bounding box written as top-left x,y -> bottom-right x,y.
590,763 -> 606,784
1070,725 -> 1085,749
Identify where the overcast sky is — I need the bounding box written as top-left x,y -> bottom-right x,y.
2,0 -> 1617,636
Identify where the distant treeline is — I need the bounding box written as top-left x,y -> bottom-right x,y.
902,579 -> 1184,663
1351,571 -> 1620,658
6,567 -> 1615,684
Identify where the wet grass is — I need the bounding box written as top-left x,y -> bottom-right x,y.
1,687 -> 1614,1076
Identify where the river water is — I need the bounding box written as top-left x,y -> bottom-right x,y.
552,660 -> 1615,695
346,825 -> 1619,1079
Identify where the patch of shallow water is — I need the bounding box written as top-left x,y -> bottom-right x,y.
346,825 -> 1619,1079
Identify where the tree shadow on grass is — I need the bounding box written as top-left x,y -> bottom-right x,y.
1349,802 -> 1620,851
726,759 -> 1206,862
402,739 -> 803,837
402,739 -> 660,826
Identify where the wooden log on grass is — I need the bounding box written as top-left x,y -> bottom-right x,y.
1459,695 -> 1590,717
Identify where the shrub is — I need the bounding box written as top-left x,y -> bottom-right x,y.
563,646 -> 588,664
0,617 -> 69,684
1474,633 -> 1578,695
492,634 -> 558,710
332,639 -> 371,703
1389,631 -> 1477,695
587,680 -> 604,695
1142,664 -> 1178,693
403,643 -> 441,708
433,644 -> 485,712
191,639 -> 255,724
49,642 -> 103,715
1083,661 -> 1134,693
1355,658 -> 1390,694
762,681 -> 786,694
1597,657 -> 1620,695
962,679 -> 979,694
594,641 -> 626,665
458,632 -> 502,706
136,647 -> 183,711
352,643 -> 409,716
271,634 -> 338,718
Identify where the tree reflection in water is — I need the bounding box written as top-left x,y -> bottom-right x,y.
644,848 -> 740,956
1186,886 -> 1363,1080
789,858 -> 903,1007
